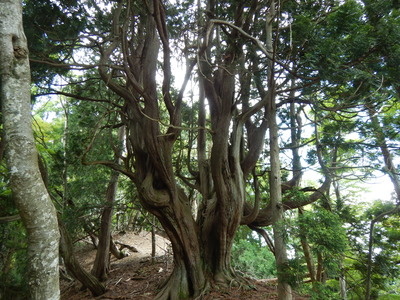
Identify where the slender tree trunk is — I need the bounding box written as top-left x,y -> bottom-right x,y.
365,206 -> 400,300
151,215 -> 156,263
298,213 -> 316,283
364,103 -> 400,299
366,103 -> 400,201
91,126 -> 125,280
0,1 -> 60,299
90,170 -> 119,280
266,2 -> 292,299
83,223 -> 99,248
339,270 -> 347,300
333,180 -> 348,300
316,253 -> 324,282
270,107 -> 293,299
365,218 -> 377,300
58,217 -> 106,296
60,99 -> 70,210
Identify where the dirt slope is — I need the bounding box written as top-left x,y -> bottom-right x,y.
61,231 -> 308,300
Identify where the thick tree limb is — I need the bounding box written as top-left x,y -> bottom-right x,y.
241,170 -> 261,225
245,177 -> 331,227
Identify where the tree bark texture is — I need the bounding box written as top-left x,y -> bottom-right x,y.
0,1 -> 60,299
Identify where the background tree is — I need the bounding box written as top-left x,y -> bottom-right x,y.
91,126 -> 125,281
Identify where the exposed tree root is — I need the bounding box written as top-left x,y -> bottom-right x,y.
155,266 -> 197,300
154,264 -> 255,299
200,270 -> 255,299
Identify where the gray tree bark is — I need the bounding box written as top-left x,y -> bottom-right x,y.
269,97 -> 293,300
266,2 -> 292,299
0,1 -> 60,299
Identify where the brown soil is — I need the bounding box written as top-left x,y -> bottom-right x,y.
61,231 -> 309,300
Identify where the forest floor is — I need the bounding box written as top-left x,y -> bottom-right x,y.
60,231 -> 309,300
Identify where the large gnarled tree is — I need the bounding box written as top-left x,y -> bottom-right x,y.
83,0 -> 322,298
27,0 -> 365,299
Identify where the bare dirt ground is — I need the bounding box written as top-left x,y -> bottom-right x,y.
61,231 -> 309,300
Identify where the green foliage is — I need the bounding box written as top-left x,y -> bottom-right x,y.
0,150 -> 28,296
283,188 -> 310,205
298,209 -> 347,261
279,258 -> 307,288
23,0 -> 87,85
0,221 -> 28,293
232,227 -> 276,279
366,202 -> 400,295
304,281 -> 341,300
0,193 -> 29,297
339,199 -> 400,299
379,295 -> 400,300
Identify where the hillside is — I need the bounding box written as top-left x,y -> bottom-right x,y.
61,231 -> 309,300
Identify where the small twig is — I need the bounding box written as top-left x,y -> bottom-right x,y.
114,277 -> 123,286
